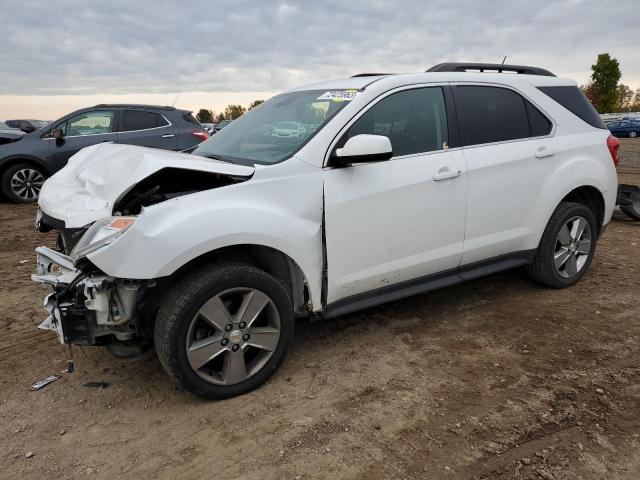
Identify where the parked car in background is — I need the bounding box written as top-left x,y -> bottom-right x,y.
214,119 -> 231,132
0,104 -> 209,202
607,120 -> 640,138
33,63 -> 618,399
4,119 -> 49,133
0,121 -> 26,146
201,122 -> 216,135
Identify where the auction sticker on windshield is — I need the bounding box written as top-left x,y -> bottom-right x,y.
317,90 -> 359,102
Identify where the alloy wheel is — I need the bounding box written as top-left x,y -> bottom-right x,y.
554,216 -> 592,278
185,288 -> 281,385
10,168 -> 45,201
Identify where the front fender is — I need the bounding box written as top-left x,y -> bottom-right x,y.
87,160 -> 324,309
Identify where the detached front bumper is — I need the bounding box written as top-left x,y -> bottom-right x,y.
32,246 -> 140,346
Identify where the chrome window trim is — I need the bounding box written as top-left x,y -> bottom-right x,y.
117,112 -> 173,134
42,112 -> 173,139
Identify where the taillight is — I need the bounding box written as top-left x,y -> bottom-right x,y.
607,134 -> 620,166
192,130 -> 209,142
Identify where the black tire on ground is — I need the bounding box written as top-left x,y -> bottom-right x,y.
0,162 -> 48,203
154,263 -> 294,400
527,201 -> 598,289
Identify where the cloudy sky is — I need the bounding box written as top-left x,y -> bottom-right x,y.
1,0 -> 638,119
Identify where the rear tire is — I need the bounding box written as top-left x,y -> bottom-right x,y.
154,263 -> 294,400
629,131 -> 638,138
527,202 -> 598,288
1,162 -> 48,203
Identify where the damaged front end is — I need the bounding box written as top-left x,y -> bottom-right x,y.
32,143 -> 257,355
33,246 -> 144,350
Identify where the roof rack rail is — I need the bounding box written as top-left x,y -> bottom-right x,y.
92,104 -> 177,110
426,62 -> 555,77
351,73 -> 395,78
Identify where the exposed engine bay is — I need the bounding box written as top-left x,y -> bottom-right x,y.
37,165 -> 249,253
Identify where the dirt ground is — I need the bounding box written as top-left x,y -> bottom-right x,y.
1,140 -> 639,480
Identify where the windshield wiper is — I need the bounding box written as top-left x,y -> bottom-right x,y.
202,153 -> 232,163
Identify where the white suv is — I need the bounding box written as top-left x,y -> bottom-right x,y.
33,63 -> 619,399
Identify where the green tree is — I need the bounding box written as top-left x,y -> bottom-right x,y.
616,84 -> 634,112
580,82 -> 596,105
196,108 -> 214,123
248,99 -> 264,110
214,112 -> 226,123
590,53 -> 621,113
223,104 -> 246,120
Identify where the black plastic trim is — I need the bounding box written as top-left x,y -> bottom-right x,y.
39,211 -> 66,230
443,85 -> 461,149
324,250 -> 536,319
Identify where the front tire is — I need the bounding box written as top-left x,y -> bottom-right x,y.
527,202 -> 598,288
154,263 -> 294,400
1,162 -> 48,203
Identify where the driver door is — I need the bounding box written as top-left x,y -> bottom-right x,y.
323,86 -> 468,306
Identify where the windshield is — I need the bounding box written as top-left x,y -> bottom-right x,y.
192,90 -> 355,165
0,122 -> 8,129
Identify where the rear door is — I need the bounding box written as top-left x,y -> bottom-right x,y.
323,85 -> 468,304
452,84 -> 554,265
47,110 -> 117,171
116,109 -> 178,150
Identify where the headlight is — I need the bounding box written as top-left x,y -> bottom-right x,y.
71,216 -> 136,260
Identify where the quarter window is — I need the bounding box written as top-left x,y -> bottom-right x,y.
525,100 -> 552,137
345,87 -> 449,157
64,111 -> 115,136
121,110 -> 168,131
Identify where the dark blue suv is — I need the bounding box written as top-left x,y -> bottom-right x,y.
0,104 -> 209,202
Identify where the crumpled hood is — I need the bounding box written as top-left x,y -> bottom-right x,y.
38,143 -> 254,228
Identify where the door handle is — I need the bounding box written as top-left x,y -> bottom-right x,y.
535,145 -> 555,158
161,134 -> 175,138
433,167 -> 461,181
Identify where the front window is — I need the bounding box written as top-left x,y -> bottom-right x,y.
192,90 -> 353,165
344,87 -> 449,157
62,111 -> 115,136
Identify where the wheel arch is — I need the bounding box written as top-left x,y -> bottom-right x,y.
139,244 -> 313,334
173,244 -> 310,313
0,155 -> 52,176
560,185 -> 605,235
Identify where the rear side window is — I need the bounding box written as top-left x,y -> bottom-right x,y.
345,87 -> 448,157
537,86 -> 606,129
183,113 -> 202,126
525,100 -> 552,137
121,110 -> 168,131
454,86 -> 530,146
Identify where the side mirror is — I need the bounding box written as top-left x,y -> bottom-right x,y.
52,128 -> 64,140
332,134 -> 392,167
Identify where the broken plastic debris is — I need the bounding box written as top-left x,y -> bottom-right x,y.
30,375 -> 59,391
